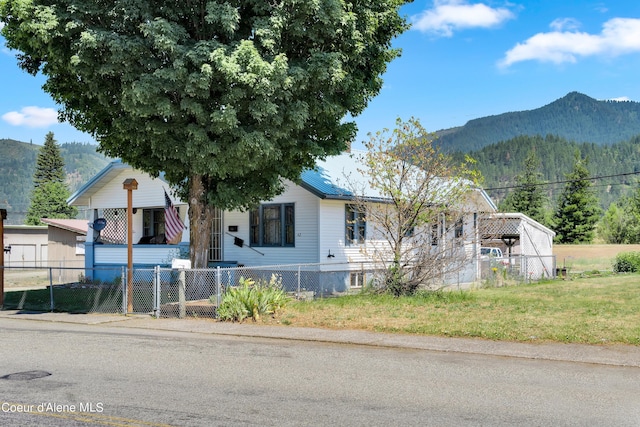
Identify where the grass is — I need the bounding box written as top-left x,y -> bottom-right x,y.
272,275 -> 640,345
4,245 -> 640,345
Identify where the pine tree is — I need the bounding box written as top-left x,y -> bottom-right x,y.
553,152 -> 601,243
33,132 -> 66,187
25,132 -> 78,225
499,150 -> 550,226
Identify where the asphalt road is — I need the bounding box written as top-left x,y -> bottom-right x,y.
0,316 -> 639,426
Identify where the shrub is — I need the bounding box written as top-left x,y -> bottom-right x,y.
215,275 -> 289,322
612,251 -> 640,273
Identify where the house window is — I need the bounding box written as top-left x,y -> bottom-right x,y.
143,208 -> 164,237
250,204 -> 295,247
346,205 -> 366,245
350,272 -> 365,288
455,218 -> 464,239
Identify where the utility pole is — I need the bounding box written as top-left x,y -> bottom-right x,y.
0,209 -> 7,308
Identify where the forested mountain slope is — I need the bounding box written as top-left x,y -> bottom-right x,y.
459,134 -> 640,209
437,92 -> 640,152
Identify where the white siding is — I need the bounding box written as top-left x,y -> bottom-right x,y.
318,200 -> 370,266
223,181 -> 320,266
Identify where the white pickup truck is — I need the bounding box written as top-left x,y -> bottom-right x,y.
480,247 -> 510,265
480,247 -> 503,258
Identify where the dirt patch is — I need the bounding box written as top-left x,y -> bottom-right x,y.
160,299 -> 216,318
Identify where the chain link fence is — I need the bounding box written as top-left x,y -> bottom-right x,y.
2,256 -> 557,316
480,255 -> 556,287
1,266 -> 125,313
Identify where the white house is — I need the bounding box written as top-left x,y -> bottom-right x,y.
69,152 -> 499,290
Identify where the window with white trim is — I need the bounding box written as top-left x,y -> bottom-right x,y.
346,204 -> 366,245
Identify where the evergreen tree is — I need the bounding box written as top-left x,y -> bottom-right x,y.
26,133 -> 78,225
553,152 -> 601,243
33,132 -> 66,187
499,150 -> 550,226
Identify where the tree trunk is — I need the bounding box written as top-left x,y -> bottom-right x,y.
188,174 -> 214,268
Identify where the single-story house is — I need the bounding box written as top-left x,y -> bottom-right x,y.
68,152 -> 501,290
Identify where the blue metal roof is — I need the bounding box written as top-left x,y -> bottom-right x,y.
299,151 -> 386,201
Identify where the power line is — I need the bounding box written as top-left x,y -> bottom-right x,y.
485,170 -> 640,192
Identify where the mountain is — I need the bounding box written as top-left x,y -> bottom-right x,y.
436,92 -> 640,152
0,139 -> 111,224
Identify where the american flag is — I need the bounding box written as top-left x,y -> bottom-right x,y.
164,189 -> 185,244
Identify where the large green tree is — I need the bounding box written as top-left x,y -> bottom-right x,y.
553,152 -> 601,243
499,149 -> 550,226
598,186 -> 640,243
26,132 -> 77,225
1,0 -> 409,266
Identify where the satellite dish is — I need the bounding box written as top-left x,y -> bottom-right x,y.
89,218 -> 107,242
93,218 -> 107,232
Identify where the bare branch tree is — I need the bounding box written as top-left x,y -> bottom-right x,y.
347,118 -> 483,295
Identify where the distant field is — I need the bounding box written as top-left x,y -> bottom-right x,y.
554,244 -> 640,272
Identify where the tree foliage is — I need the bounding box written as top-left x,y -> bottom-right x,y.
499,149 -> 550,226
25,132 -> 77,225
458,133 -> 640,211
1,0 -> 409,266
598,187 -> 640,244
351,118 -> 480,296
553,152 -> 601,244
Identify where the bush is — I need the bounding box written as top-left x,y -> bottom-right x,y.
612,251 -> 640,273
215,275 -> 289,322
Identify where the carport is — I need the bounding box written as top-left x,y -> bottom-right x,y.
479,213 -> 556,279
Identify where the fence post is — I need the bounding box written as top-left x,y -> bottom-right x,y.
153,266 -> 160,319
216,266 -> 222,308
178,269 -> 186,319
121,266 -> 127,315
297,265 -> 301,299
49,267 -> 54,312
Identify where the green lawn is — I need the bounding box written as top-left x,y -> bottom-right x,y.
277,274 -> 640,345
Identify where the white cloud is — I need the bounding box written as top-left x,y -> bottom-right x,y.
2,106 -> 59,127
411,0 -> 515,37
550,18 -> 581,32
607,96 -> 632,102
499,18 -> 640,68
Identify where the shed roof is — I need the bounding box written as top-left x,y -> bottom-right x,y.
40,218 -> 89,235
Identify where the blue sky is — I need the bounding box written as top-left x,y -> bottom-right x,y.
2,0 -> 640,148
